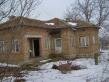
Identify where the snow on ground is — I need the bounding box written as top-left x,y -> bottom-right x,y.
24,70 -> 86,82
40,59 -> 52,63
0,63 -> 18,67
23,60 -> 104,82
2,50 -> 109,82
23,50 -> 109,82
45,23 -> 55,25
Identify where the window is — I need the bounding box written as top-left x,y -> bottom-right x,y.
55,38 -> 62,53
0,41 -> 5,53
45,37 -> 50,49
55,38 -> 62,47
80,36 -> 89,47
12,39 -> 20,53
93,36 -> 95,44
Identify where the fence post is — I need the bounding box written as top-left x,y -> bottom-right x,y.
94,53 -> 99,65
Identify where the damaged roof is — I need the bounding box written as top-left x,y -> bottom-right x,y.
0,16 -> 99,30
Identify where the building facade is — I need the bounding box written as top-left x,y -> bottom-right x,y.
0,16 -> 100,64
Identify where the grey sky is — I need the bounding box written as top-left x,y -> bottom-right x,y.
35,0 -> 75,20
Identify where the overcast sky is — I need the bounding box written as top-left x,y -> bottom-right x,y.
34,0 -> 75,20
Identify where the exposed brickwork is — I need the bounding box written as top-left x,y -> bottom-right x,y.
0,17 -> 100,64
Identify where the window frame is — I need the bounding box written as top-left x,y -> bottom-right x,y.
12,39 -> 20,53
0,41 -> 5,53
55,38 -> 62,47
80,36 -> 89,47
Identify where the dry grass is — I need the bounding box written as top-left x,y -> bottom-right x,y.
0,62 -> 40,81
0,62 -> 39,79
0,67 -> 22,77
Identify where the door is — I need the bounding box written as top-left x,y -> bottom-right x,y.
55,38 -> 62,54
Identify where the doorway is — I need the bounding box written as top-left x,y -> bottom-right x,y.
29,38 -> 40,58
33,39 -> 40,57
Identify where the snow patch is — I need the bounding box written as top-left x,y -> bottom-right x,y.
0,63 -> 18,67
68,22 -> 77,26
45,23 -> 55,25
40,59 -> 52,63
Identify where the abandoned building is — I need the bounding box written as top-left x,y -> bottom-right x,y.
0,16 -> 100,64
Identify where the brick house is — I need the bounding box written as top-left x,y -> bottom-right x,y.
0,16 -> 100,64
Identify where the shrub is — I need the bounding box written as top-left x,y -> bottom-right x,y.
49,53 -> 64,61
58,63 -> 72,74
49,53 -> 61,58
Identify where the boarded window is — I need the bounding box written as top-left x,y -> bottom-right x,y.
80,36 -> 89,47
12,39 -> 20,53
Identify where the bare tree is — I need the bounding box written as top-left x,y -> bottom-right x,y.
0,0 -> 42,22
0,0 -> 14,21
65,0 -> 109,26
77,0 -> 96,22
96,0 -> 109,26
65,0 -> 96,22
65,6 -> 82,22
